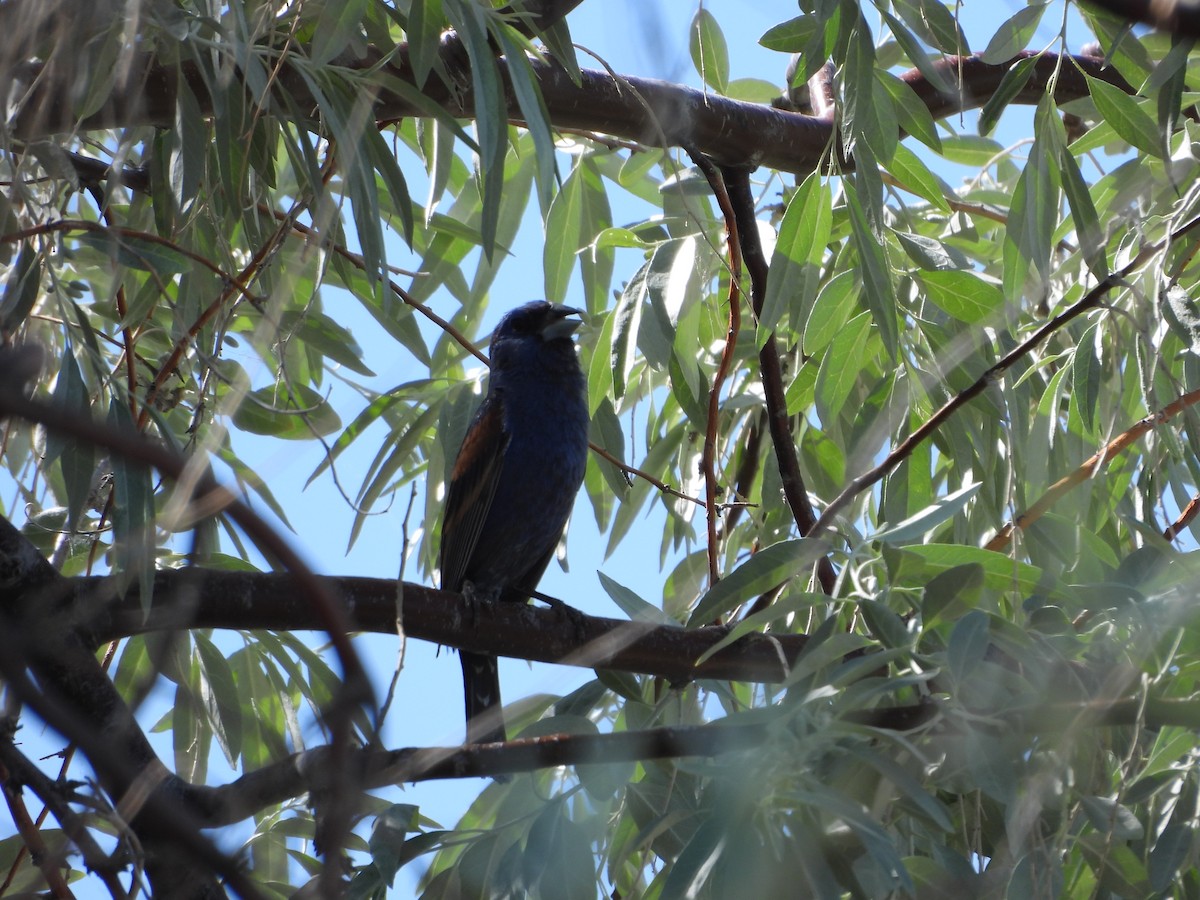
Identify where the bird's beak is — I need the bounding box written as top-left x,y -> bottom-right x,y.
542,306 -> 584,340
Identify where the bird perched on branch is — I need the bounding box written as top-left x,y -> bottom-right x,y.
437,301 -> 589,744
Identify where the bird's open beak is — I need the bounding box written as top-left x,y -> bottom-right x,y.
541,306 -> 584,340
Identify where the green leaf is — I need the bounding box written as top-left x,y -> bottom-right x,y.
759,15 -> 817,52
760,172 -> 830,346
661,816 -> 727,900
108,399 -> 155,615
803,270 -> 857,355
1080,796 -> 1144,841
689,9 -> 729,94
543,165 -> 584,302
407,0 -> 444,88
598,571 -> 674,625
0,248 -> 40,332
979,55 -> 1039,136
922,563 -> 985,626
75,230 -> 192,278
870,482 -> 981,544
815,311 -> 872,428
1088,76 -> 1164,158
1071,322 -> 1102,436
883,11 -> 954,95
886,543 -> 1060,598
939,134 -> 1005,166
279,311 -> 375,376
194,632 -> 244,765
494,26 -> 556,204
309,0 -> 369,63
47,347 -> 93,528
233,384 -> 342,439
885,142 -> 949,209
452,0 -> 508,255
877,72 -> 942,151
846,185 -> 899,360
725,77 -> 780,103
918,269 -> 1005,323
948,610 -> 990,681
610,267 -> 645,400
688,539 -> 825,626
981,4 -> 1047,65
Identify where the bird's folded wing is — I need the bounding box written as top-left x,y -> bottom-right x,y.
438,395 -> 509,591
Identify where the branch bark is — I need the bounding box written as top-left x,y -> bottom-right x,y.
67,567 -> 810,684
10,48 -> 1130,176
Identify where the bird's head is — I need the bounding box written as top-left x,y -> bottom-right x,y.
489,301 -> 584,372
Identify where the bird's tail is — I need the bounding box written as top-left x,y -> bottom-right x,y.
460,650 -> 506,744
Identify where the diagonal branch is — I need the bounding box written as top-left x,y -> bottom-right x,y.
987,385 -> 1200,550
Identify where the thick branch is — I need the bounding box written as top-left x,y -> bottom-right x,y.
11,49 -> 1130,176
69,568 -> 809,684
1082,0 -> 1200,37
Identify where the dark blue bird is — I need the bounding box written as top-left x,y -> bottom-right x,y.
438,301 -> 589,744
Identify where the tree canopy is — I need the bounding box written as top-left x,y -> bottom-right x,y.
3,0 -> 1200,897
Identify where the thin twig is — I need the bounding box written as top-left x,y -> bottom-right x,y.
987,386 -> 1200,550
687,148 -> 743,589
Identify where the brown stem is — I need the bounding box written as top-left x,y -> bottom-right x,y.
687,149 -> 744,589
988,386 -> 1200,550
721,166 -> 837,595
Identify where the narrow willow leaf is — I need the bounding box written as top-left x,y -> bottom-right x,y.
48,348 -> 93,527
919,269 -> 1005,323
598,572 -> 674,624
194,632 -> 244,765
886,142 -> 949,210
815,311 -> 872,428
803,270 -> 857,355
1088,76 -> 1164,158
979,55 -> 1039,136
108,399 -> 155,616
689,9 -> 729,93
981,3 -> 1047,65
883,11 -> 953,95
948,610 -> 990,682
407,0 -> 444,87
1071,322 -> 1102,436
544,166 -> 585,303
877,72 -> 941,151
758,15 -> 817,52
233,384 -> 342,439
760,172 -> 830,346
846,187 -> 899,360
611,265 -> 646,400
495,26 -> 556,203
688,539 -> 825,626
870,482 -> 980,544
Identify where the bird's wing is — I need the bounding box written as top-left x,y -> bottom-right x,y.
438,395 -> 509,591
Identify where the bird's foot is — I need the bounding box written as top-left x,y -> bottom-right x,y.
461,580 -> 481,628
534,590 -> 588,643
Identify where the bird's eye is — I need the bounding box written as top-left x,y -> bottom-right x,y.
511,315 -> 538,335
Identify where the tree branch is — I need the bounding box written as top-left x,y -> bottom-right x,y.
65,567 -> 810,684
721,166 -> 837,596
10,49 -> 1130,176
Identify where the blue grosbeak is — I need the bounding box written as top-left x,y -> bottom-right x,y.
438,301 -> 589,744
